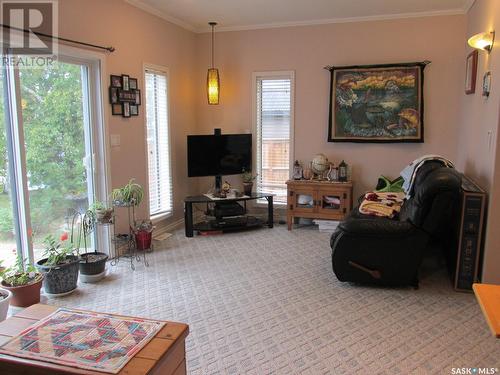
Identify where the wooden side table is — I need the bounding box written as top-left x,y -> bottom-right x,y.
0,304 -> 189,374
286,180 -> 353,230
472,283 -> 500,338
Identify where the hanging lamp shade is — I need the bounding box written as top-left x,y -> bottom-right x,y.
207,68 -> 220,105
207,22 -> 220,105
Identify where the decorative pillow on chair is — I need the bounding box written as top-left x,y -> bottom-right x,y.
375,176 -> 404,193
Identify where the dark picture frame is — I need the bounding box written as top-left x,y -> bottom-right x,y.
327,62 -> 427,143
109,87 -> 119,104
465,50 -> 478,95
123,102 -> 131,118
134,89 -> 141,105
109,74 -> 141,118
110,75 -> 122,88
122,75 -> 130,91
129,78 -> 138,90
111,103 -> 123,115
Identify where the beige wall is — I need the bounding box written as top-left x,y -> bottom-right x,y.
58,0 -> 197,230
457,0 -> 500,284
194,16 -> 466,198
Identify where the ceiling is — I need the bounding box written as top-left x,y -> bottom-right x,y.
125,0 -> 475,33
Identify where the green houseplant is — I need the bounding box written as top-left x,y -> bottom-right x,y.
90,201 -> 114,224
0,257 -> 43,307
112,179 -> 144,206
35,233 -> 79,295
242,169 -> 257,195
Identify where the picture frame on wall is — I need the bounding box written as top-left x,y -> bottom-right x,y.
122,75 -> 130,91
110,75 -> 122,88
129,78 -> 138,90
123,102 -> 131,118
109,87 -> 119,104
135,89 -> 141,105
111,103 -> 123,115
482,71 -> 491,97
327,62 -> 427,143
465,50 -> 478,95
130,104 -> 139,116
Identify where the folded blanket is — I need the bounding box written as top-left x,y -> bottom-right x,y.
400,155 -> 454,198
359,192 -> 406,218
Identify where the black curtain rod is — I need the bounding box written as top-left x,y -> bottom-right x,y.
1,24 -> 115,53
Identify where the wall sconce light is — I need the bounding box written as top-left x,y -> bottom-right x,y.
207,22 -> 220,105
468,31 -> 495,53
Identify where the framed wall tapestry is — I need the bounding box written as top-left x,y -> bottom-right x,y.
327,62 -> 428,143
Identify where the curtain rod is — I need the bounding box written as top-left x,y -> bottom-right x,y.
1,24 -> 115,53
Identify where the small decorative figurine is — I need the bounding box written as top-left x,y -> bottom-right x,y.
303,162 -> 313,180
338,160 -> 348,182
220,181 -> 231,197
327,163 -> 339,181
293,160 -> 303,180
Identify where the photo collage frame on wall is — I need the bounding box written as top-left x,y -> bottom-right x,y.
109,75 -> 141,118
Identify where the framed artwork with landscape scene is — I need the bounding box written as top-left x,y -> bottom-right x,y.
328,62 -> 427,143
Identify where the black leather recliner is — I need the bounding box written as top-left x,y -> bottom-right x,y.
330,161 -> 462,287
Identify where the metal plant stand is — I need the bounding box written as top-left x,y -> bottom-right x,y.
109,202 -> 149,270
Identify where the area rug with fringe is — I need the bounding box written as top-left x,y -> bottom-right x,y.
0,308 -> 165,374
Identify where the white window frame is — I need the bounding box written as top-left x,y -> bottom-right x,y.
143,63 -> 173,222
1,43 -> 111,262
251,70 -> 295,205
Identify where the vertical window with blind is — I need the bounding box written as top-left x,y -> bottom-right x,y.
254,72 -> 294,204
145,67 -> 172,217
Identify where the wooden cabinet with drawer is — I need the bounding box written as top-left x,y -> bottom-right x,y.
286,180 -> 353,230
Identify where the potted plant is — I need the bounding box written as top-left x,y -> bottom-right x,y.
242,169 -> 257,195
134,220 -> 154,251
78,210 -> 108,283
36,234 -> 79,295
0,257 -> 43,307
0,287 -> 11,322
90,201 -> 114,224
112,179 -> 144,206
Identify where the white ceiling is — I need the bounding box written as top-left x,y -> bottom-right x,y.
125,0 -> 475,33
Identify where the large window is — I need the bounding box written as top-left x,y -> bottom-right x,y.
254,71 -> 294,204
145,67 -> 172,217
0,48 -> 108,266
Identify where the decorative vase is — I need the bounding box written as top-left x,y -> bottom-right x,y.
1,276 -> 43,307
243,182 -> 253,195
36,255 -> 80,295
0,288 -> 12,321
135,230 -> 153,251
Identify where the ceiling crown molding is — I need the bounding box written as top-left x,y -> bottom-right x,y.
126,0 -> 474,34
124,0 -> 197,32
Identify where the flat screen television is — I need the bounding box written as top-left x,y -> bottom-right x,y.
187,134 -> 252,177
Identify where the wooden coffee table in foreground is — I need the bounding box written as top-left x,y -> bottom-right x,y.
0,304 -> 189,375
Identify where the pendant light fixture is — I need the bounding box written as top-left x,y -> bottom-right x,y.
207,22 -> 220,105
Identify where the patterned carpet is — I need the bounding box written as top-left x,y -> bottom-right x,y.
44,226 -> 499,374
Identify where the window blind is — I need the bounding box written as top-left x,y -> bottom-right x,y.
255,75 -> 292,204
145,69 -> 172,216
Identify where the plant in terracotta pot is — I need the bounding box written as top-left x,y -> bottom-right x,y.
0,257 -> 43,308
78,210 -> 108,283
36,233 -> 79,296
112,179 -> 144,207
242,169 -> 257,196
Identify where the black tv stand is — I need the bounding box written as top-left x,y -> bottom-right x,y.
184,193 -> 274,237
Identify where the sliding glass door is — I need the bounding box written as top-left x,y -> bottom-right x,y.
1,52 -> 105,265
